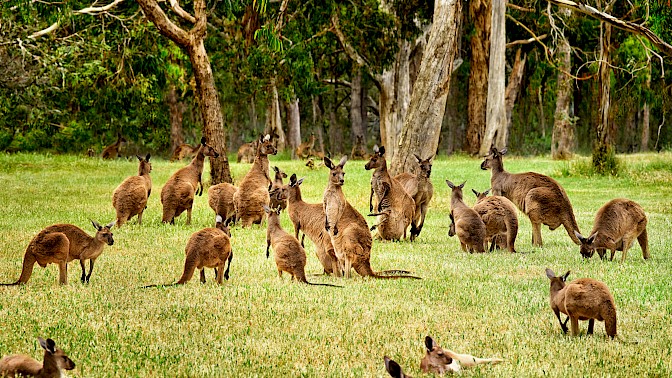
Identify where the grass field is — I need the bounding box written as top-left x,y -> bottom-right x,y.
1,152 -> 671,377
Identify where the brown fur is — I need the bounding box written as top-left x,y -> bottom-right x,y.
365,145 -> 415,241
481,147 -> 581,247
350,135 -> 367,160
177,216 -> 233,285
233,135 -> 277,227
286,174 -> 340,276
112,154 -> 152,227
295,134 -> 316,159
546,268 -> 617,338
269,166 -> 288,211
101,134 -> 126,159
263,206 -> 341,287
0,338 -> 75,378
208,182 -> 238,224
446,180 -> 487,253
472,188 -> 518,252
161,137 -> 219,225
1,220 -> 114,285
323,156 -> 420,280
575,198 -> 649,262
237,141 -> 256,163
394,154 -> 434,241
384,356 -> 410,378
420,336 -> 503,374
170,143 -> 200,162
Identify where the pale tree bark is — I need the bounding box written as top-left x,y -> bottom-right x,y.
551,7 -> 575,160
641,66 -> 651,151
390,0 -> 463,175
466,0 -> 491,155
505,48 -> 526,144
167,85 -> 185,154
312,95 -> 326,154
137,0 -> 232,183
327,100 -> 343,154
593,19 -> 613,172
479,0 -> 507,156
287,96 -> 301,159
350,68 -> 365,146
266,78 -> 286,150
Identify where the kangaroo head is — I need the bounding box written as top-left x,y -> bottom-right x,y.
258,134 -> 277,156
91,220 -> 115,246
545,268 -> 570,292
575,231 -> 599,258
481,147 -> 507,170
38,337 -> 76,372
215,215 -> 231,236
116,134 -> 127,145
269,185 -> 288,207
199,137 -> 220,158
324,156 -> 348,186
414,154 -> 433,178
365,145 -> 386,170
137,154 -> 152,175
445,180 -> 466,201
384,356 -> 409,378
289,173 -> 305,188
448,212 -> 456,237
273,166 -> 287,180
471,188 -> 490,201
422,336 -> 458,374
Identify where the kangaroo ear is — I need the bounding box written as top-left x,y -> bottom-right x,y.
545,268 -> 556,279
38,337 -> 49,352
484,188 -> 491,196
297,177 -> 305,186
500,148 -> 508,155
373,144 -> 379,153
201,136 -> 206,145
264,134 -> 271,142
378,145 -> 386,155
458,181 -> 466,189
290,174 -> 297,185
136,155 -> 142,161
338,155 -> 348,167
324,157 -> 334,169
105,221 -> 116,229
384,356 -> 403,378
262,205 -> 271,213
424,336 -> 436,352
574,230 -> 587,243
562,271 -> 571,281
445,180 -> 454,189
472,189 -> 478,197
146,153 -> 151,161
414,154 -> 422,162
38,338 -> 56,354
90,219 -> 102,231
215,215 -> 223,224
586,232 -> 598,245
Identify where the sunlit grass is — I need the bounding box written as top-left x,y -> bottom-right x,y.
0,152 -> 671,377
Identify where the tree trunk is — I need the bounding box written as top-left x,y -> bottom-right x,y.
167,85 -> 185,155
312,95 -> 326,154
287,96 -> 301,159
328,99 -> 343,155
390,0 -> 462,175
350,68 -> 365,146
551,8 -> 575,160
641,68 -> 651,152
379,39 -> 412,161
593,21 -> 614,173
505,48 -> 526,148
250,95 -> 258,133
479,0 -> 506,156
266,78 -> 286,151
465,0 -> 491,155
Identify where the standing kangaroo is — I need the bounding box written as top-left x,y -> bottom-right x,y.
1,220 -> 114,285
101,133 -> 126,159
0,337 -> 75,378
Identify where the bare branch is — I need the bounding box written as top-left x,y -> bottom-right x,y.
330,13 -> 370,69
506,34 -> 548,48
137,0 -> 190,45
74,0 -> 125,15
274,0 -> 290,33
168,0 -> 196,24
506,3 -> 535,12
28,22 -> 60,39
547,0 -> 672,56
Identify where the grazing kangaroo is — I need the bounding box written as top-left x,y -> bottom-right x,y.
481,147 -> 581,247
208,182 -> 238,225
0,338 -> 75,378
365,145 -> 415,241
421,336 -> 503,374
575,198 -> 649,262
394,154 -> 434,241
295,134 -> 316,159
1,220 -> 114,285
112,154 -> 152,227
446,180 -> 487,253
143,216 -> 233,287
384,356 -> 410,378
161,137 -> 219,225
286,174 -> 340,276
323,156 -> 420,280
263,205 -> 342,287
170,143 -> 200,162
472,188 -> 518,252
546,268 -> 617,339
101,133 -> 126,159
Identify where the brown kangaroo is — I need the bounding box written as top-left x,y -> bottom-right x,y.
0,338 -> 75,378
472,188 -> 519,252
112,154 -> 152,227
263,205 -> 342,287
350,135 -> 368,160
236,141 -> 256,163
546,268 -> 617,338
295,134 -> 316,159
384,356 -> 410,378
1,220 -> 114,285
446,180 -> 487,253
394,154 -> 434,241
323,156 -> 420,280
101,133 -> 126,159
421,336 -> 503,374
575,198 -> 649,262
170,143 -> 200,162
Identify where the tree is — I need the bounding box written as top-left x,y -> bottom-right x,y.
390,0 -> 463,175
465,0 -> 491,155
137,0 -> 232,183
551,7 -> 575,159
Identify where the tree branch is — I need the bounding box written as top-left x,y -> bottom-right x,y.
506,34 -> 548,48
28,22 -> 60,39
190,0 -> 207,40
74,0 -> 125,15
168,0 -> 196,24
137,0 -> 190,45
330,13 -> 370,69
547,0 -> 672,56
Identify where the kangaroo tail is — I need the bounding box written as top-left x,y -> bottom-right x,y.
141,283 -> 180,289
376,269 -> 413,275
305,282 -> 344,288
0,281 -> 21,286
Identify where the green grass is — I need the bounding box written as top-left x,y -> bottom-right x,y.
1,152 -> 671,377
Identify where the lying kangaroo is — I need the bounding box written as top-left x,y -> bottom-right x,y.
0,337 -> 75,378
421,336 -> 503,374
1,220 -> 114,285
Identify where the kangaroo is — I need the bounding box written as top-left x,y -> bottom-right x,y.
421,336 -> 503,374
384,356 -> 410,378
323,156 -> 420,280
112,154 -> 152,227
143,216 -> 233,287
237,141 -> 256,163
472,188 -> 518,253
1,220 -> 114,285
546,268 -> 617,339
170,143 -> 200,162
101,133 -> 126,159
350,135 -> 367,160
446,180 -> 487,253
575,198 -> 649,262
269,166 -> 288,211
295,134 -> 316,159
394,154 -> 434,241
263,205 -> 342,287
0,337 -> 75,378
